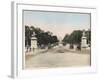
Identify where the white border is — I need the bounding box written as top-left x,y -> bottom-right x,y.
11,2 -> 97,78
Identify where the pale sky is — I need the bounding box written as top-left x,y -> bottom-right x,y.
23,10 -> 90,39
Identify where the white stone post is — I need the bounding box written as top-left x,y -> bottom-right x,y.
81,30 -> 88,50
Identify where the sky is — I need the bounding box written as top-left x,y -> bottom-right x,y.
23,10 -> 90,39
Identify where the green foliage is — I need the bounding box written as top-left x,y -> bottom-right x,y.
85,30 -> 91,44
25,25 -> 31,47
62,34 -> 69,45
25,25 -> 59,48
63,30 -> 82,45
70,30 -> 82,44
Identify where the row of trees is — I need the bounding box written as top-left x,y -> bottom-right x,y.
62,29 -> 91,47
25,25 -> 59,48
25,25 -> 91,49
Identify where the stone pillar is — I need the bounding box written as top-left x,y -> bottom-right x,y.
31,32 -> 37,54
31,37 -> 37,50
81,30 -> 88,49
74,45 -> 77,51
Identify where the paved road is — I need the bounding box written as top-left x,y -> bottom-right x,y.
25,47 -> 90,69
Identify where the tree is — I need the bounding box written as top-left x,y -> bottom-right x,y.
85,29 -> 91,45
26,25 -> 59,48
70,30 -> 82,44
30,26 -> 35,36
62,34 -> 69,45
63,30 -> 82,45
25,25 -> 31,47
